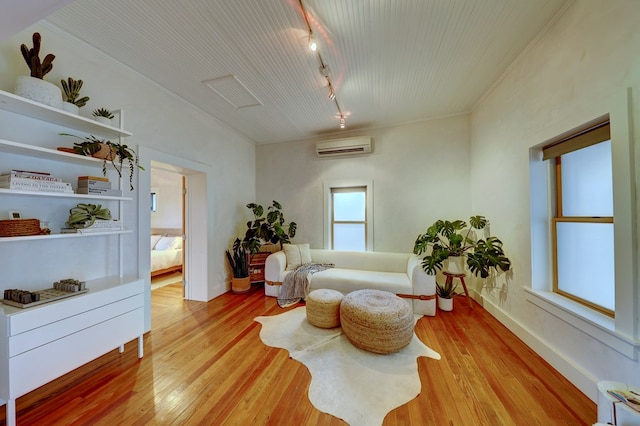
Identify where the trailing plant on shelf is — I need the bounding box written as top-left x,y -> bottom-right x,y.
242,200 -> 297,255
60,77 -> 89,107
92,108 -> 114,119
20,32 -> 55,79
60,133 -> 144,190
66,203 -> 112,229
413,215 -> 511,278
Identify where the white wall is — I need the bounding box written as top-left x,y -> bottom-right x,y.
151,168 -> 182,231
0,24 -> 255,308
256,115 -> 471,253
470,0 -> 640,400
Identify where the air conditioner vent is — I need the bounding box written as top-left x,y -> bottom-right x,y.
316,137 -> 372,157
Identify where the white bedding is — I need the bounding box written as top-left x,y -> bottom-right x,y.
151,235 -> 183,273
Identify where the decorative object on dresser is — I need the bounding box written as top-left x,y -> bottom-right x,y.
92,107 -> 114,124
59,133 -> 144,190
14,32 -> 61,108
60,77 -> 89,114
413,215 -> 511,278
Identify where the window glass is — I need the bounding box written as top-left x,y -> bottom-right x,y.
333,224 -> 366,251
561,140 -> 613,217
334,192 -> 366,221
556,222 -> 615,311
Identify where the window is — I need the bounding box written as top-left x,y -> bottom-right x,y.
543,121 -> 614,316
331,186 -> 367,251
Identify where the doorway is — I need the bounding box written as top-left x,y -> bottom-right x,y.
138,146 -> 211,332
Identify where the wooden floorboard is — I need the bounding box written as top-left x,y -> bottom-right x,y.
0,283 -> 596,425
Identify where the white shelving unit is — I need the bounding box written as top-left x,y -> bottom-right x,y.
0,89 -> 143,426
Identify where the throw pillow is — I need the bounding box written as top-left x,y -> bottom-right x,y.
151,234 -> 163,249
283,243 -> 311,270
155,236 -> 181,251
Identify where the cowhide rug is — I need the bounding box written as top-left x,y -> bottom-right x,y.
254,307 -> 440,426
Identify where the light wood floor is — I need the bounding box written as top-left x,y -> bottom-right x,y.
3,283 -> 596,425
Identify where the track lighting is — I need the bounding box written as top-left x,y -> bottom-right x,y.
308,33 -> 317,52
299,0 -> 346,130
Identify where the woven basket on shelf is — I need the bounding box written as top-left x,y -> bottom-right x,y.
0,219 -> 41,237
91,143 -> 116,161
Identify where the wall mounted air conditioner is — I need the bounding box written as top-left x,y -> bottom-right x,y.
315,136 -> 372,157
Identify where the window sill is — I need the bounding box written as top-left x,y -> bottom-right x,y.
524,287 -> 640,360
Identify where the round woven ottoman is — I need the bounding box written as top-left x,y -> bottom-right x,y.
306,289 -> 344,328
340,289 -> 414,354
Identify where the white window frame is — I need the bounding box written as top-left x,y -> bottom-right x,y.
323,180 -> 373,251
527,89 -> 639,359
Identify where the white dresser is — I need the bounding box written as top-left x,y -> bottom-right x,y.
0,276 -> 144,426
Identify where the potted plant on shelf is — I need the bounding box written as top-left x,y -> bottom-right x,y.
413,215 -> 511,278
92,108 -> 114,124
66,203 -> 112,229
226,238 -> 251,293
436,280 -> 457,311
60,77 -> 89,114
59,133 -> 144,190
14,32 -> 61,108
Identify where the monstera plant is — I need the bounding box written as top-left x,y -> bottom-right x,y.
413,215 -> 511,278
242,200 -> 297,256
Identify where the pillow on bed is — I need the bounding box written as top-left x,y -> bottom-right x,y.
283,243 -> 311,270
151,234 -> 163,249
154,236 -> 182,251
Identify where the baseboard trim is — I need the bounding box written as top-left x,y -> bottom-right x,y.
476,292 -> 599,402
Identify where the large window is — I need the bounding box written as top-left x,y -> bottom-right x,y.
543,122 -> 614,316
331,186 -> 367,251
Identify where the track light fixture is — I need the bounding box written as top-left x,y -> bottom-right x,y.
308,32 -> 317,52
299,0 -> 346,129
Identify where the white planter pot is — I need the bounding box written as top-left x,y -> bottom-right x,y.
62,102 -> 79,114
14,75 -> 62,109
444,256 -> 465,274
94,116 -> 112,125
437,296 -> 453,312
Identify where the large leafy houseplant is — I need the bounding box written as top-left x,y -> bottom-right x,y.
242,200 -> 297,256
225,238 -> 249,278
413,215 -> 511,278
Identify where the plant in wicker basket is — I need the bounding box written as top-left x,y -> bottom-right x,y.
66,203 -> 112,229
60,133 -> 144,190
60,77 -> 89,107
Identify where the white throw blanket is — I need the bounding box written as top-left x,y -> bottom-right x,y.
277,263 -> 333,308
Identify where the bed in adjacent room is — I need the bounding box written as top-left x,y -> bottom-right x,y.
151,232 -> 183,277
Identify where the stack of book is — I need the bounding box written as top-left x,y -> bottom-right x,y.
0,170 -> 73,193
61,219 -> 122,234
76,176 -> 123,197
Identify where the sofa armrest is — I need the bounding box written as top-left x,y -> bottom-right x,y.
408,255 -> 437,316
265,251 -> 286,284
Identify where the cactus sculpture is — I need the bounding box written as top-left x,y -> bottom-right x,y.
61,77 -> 90,107
66,203 -> 112,229
20,32 -> 55,79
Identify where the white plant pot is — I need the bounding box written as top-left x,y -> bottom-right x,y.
62,102 -> 79,115
444,256 -> 465,274
438,296 -> 453,312
14,75 -> 62,109
94,116 -> 112,125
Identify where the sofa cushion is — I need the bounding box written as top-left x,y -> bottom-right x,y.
283,243 -> 311,270
309,268 -> 412,295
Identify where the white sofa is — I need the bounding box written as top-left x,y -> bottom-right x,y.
264,249 -> 436,316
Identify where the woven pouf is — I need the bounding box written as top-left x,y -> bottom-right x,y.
340,289 -> 414,354
306,289 -> 344,328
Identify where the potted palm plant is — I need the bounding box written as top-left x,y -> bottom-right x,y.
436,280 -> 457,311
225,238 -> 250,293
413,215 -> 511,278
